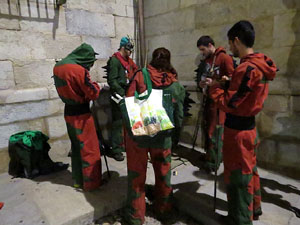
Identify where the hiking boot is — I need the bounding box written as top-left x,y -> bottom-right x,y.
201,162 -> 215,174
254,211 -> 263,220
111,152 -> 125,161
145,184 -> 155,202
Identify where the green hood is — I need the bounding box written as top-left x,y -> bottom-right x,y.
55,43 -> 98,70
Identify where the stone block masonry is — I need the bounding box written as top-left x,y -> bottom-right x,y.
0,61 -> 15,90
65,9 -> 115,37
0,99 -> 63,125
144,0 -> 300,174
0,0 -> 136,174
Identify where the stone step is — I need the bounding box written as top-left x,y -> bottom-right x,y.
0,157 -> 128,225
1,150 -> 300,225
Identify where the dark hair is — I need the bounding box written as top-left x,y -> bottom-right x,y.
196,36 -> 215,47
227,20 -> 255,47
150,47 -> 176,73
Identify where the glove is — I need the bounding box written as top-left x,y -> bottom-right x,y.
97,82 -> 110,90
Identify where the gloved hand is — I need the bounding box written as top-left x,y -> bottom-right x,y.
97,82 -> 110,90
111,93 -> 123,104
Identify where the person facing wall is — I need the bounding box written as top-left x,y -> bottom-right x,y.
53,43 -> 104,191
123,47 -> 185,225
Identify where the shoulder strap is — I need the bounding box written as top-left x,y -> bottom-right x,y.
128,69 -> 142,84
134,68 -> 153,100
210,54 -> 217,73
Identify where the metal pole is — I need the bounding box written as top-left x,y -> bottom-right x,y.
138,0 -> 146,67
213,109 -> 220,212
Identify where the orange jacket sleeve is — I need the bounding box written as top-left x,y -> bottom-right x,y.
209,64 -> 260,114
80,69 -> 100,101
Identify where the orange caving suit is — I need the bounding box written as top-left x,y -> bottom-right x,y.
209,53 -> 277,225
202,47 -> 234,171
53,43 -> 102,191
124,65 -> 185,225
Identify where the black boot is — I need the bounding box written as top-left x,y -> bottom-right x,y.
111,152 -> 125,161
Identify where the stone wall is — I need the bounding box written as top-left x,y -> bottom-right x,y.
144,0 -> 300,174
0,0 -> 136,173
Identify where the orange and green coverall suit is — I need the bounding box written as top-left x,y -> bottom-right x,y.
201,47 -> 234,171
53,43 -> 102,191
210,53 -> 277,224
107,52 -> 138,155
124,65 -> 185,224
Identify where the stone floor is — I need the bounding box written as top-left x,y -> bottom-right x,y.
0,144 -> 300,225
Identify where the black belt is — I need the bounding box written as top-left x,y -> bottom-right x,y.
64,103 -> 90,116
225,113 -> 255,130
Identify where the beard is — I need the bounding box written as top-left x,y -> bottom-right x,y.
204,52 -> 212,60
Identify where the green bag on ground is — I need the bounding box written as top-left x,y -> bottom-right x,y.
8,131 -> 68,179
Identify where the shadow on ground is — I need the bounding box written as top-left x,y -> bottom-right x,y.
172,145 -> 205,169
261,177 -> 300,218
173,181 -> 227,225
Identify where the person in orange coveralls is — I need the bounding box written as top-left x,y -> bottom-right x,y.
53,43 -> 103,191
205,21 -> 277,225
196,35 -> 235,172
123,47 -> 185,225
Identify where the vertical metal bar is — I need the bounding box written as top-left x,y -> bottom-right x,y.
7,0 -> 12,15
45,0 -> 49,19
17,0 -> 21,16
213,110 -> 220,212
27,0 -> 31,17
138,0 -> 145,68
36,0 -> 40,18
132,0 -> 138,64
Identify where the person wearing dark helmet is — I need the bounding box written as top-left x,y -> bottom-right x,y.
123,47 -> 185,225
107,37 -> 138,161
53,43 -> 103,191
205,21 -> 277,225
